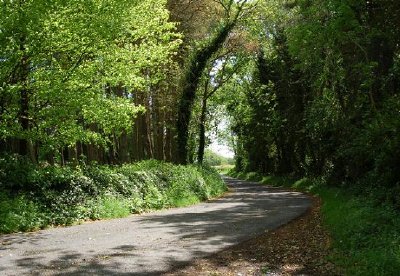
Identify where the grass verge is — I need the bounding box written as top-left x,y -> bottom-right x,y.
213,164 -> 235,175
0,157 -> 227,234
229,171 -> 400,276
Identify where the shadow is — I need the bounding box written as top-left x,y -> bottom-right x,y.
134,177 -> 310,245
8,248 -> 162,276
0,177 -> 311,275
163,193 -> 335,276
0,232 -> 50,251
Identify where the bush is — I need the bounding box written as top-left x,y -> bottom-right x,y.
0,159 -> 227,234
0,154 -> 36,192
203,149 -> 234,167
89,195 -> 132,219
335,95 -> 400,207
0,192 -> 44,233
204,150 -> 224,166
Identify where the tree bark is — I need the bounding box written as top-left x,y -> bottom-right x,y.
176,21 -> 236,164
18,48 -> 30,157
197,92 -> 208,164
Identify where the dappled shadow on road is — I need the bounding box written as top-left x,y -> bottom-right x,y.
9,247 -> 165,275
0,177 -> 311,275
0,232 -> 50,251
163,195 -> 337,276
136,177 -> 310,245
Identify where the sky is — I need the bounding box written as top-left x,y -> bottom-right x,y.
208,140 -> 234,158
206,113 -> 235,158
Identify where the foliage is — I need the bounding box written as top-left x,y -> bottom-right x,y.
0,1 -> 399,272
232,171 -> 400,275
339,95 -> 400,205
224,0 -> 400,208
0,192 -> 44,233
203,149 -> 233,167
322,189 -> 400,275
0,0 -> 180,154
176,0 -> 251,164
0,157 -> 226,233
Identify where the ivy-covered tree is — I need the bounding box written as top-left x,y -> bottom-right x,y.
176,0 -> 251,164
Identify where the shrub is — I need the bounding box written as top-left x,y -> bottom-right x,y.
322,189 -> 400,275
336,95 -> 400,207
0,154 -> 36,192
0,159 -> 227,233
0,192 -> 44,233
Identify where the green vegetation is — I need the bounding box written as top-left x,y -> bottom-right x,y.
223,0 -> 400,205
0,0 -> 180,162
1,1 -> 400,273
222,2 -> 400,273
323,190 -> 400,275
214,164 -> 235,175
0,156 -> 226,234
230,171 -> 400,275
204,149 -> 234,166
203,149 -> 234,174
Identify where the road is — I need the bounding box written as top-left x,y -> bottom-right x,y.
0,177 -> 311,275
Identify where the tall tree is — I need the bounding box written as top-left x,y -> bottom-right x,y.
0,0 -> 180,163
196,53 -> 241,164
176,0 -> 250,164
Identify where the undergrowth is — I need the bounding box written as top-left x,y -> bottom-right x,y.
0,156 -> 226,234
229,170 -> 400,276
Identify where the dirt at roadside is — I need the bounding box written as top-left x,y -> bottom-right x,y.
165,196 -> 339,276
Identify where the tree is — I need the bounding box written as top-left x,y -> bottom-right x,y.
0,0 -> 180,163
224,0 -> 400,206
176,0 -> 251,164
196,53 -> 242,164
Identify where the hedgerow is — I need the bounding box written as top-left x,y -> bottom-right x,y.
0,156 -> 226,234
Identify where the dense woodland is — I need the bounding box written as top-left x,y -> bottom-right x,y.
1,1 -> 400,203
226,0 -> 400,207
1,1 -> 400,273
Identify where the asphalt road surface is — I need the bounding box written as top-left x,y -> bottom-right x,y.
0,177 -> 311,275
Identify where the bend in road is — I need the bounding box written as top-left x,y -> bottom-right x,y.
0,177 -> 311,275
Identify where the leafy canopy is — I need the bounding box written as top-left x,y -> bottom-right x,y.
0,0 -> 181,150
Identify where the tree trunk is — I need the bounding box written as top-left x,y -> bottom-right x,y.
144,95 -> 154,159
164,109 -> 176,162
118,131 -> 130,163
68,144 -> 78,166
18,48 -> 30,157
153,94 -> 165,160
197,95 -> 208,164
176,21 -> 236,164
133,92 -> 146,160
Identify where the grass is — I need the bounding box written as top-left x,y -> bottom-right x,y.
91,196 -> 132,219
321,189 -> 400,275
0,193 -> 44,233
229,170 -> 400,276
0,159 -> 227,234
213,164 -> 235,174
170,195 -> 200,207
